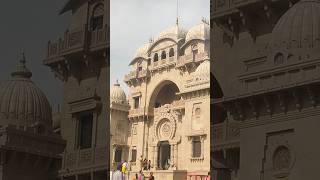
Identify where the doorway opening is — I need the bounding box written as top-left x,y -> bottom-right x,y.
158,141 -> 171,170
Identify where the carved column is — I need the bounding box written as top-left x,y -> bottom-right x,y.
153,145 -> 158,170
174,144 -> 178,169
170,144 -> 174,168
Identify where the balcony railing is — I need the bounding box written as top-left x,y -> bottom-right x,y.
124,69 -> 150,82
128,107 -> 154,118
62,146 -> 107,170
44,25 -> 109,64
154,100 -> 185,115
151,56 -> 176,70
211,121 -> 240,150
177,53 -> 208,67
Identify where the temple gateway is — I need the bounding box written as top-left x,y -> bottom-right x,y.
110,19 -> 211,179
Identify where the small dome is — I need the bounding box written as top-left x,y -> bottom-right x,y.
0,53 -> 52,130
157,24 -> 187,40
186,20 -> 210,42
270,0 -> 320,50
194,60 -> 210,77
134,43 -> 150,59
110,81 -> 126,103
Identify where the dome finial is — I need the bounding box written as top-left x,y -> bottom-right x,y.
11,49 -> 32,78
115,79 -> 120,86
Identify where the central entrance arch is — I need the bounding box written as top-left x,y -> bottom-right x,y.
158,141 -> 171,170
149,80 -> 180,108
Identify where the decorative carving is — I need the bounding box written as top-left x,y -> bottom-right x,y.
273,146 -> 291,171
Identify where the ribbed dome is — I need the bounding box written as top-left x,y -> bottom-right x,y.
194,60 -> 210,78
186,20 -> 210,42
0,54 -> 52,130
270,0 -> 320,50
110,81 -> 126,104
157,24 -> 187,40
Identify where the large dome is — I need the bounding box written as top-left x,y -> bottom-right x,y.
0,54 -> 52,130
110,81 -> 126,104
157,24 -> 187,40
186,20 -> 210,42
270,0 -> 320,50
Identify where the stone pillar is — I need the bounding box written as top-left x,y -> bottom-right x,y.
170,144 -> 174,168
151,146 -> 155,168
153,145 -> 158,170
174,144 -> 178,169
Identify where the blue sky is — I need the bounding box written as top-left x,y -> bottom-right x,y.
110,0 -> 210,93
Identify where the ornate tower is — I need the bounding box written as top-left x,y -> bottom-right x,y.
43,0 -> 109,179
109,81 -> 130,170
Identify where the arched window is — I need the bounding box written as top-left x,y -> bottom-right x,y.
91,3 -> 104,30
192,44 -> 198,55
169,48 -> 174,57
274,53 -> 284,65
154,53 -> 159,62
161,51 -> 166,60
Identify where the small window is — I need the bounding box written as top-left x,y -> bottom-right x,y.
91,3 -> 104,30
192,136 -> 201,157
114,147 -> 122,162
195,108 -> 201,116
134,97 -> 140,109
131,148 -> 137,162
154,53 -> 159,62
79,113 -> 93,149
192,44 -> 198,55
137,62 -> 142,72
169,48 -> 174,57
161,51 -> 166,60
274,53 -> 284,65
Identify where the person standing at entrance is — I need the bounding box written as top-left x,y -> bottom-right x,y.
111,164 -> 123,180
139,156 -> 144,171
147,160 -> 151,170
149,172 -> 155,180
121,160 -> 128,179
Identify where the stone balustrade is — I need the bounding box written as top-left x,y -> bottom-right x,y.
128,107 -> 154,119
62,146 -> 107,170
176,52 -> 208,67
44,24 -> 109,64
211,121 -> 240,151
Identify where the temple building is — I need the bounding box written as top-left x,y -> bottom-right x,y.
211,0 -> 320,179
0,53 -> 65,180
43,0 -> 109,179
110,19 -> 211,179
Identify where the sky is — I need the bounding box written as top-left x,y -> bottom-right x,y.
110,0 -> 210,93
0,0 -> 70,111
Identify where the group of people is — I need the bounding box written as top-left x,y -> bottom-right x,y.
131,171 -> 154,180
111,160 -> 129,180
111,159 -> 155,180
140,156 -> 152,171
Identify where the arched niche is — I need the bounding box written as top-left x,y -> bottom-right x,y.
210,73 -> 227,124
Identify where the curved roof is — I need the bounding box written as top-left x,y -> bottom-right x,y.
270,0 -> 320,50
156,24 -> 187,41
194,59 -> 210,77
0,54 -> 52,129
110,81 -> 127,104
186,20 -> 210,42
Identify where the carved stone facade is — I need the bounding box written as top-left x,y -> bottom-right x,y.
112,19 -> 210,179
44,0 -> 109,179
211,0 -> 320,179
